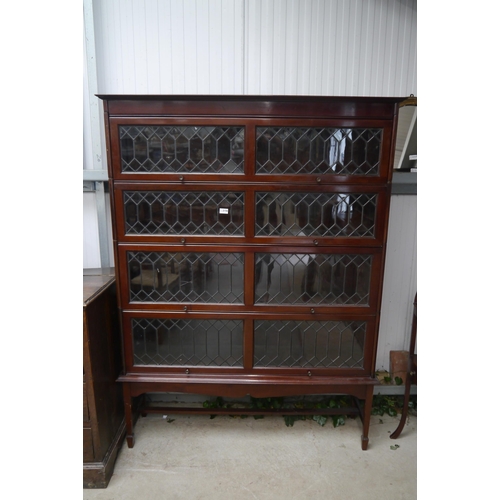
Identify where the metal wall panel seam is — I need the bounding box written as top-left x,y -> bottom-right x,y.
83,0 -> 103,169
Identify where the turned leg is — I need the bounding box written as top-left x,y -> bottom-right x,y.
361,386 -> 374,451
123,383 -> 135,448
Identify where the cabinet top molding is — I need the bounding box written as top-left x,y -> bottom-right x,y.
97,95 -> 406,120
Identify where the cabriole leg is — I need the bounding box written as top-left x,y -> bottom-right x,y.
390,375 -> 412,439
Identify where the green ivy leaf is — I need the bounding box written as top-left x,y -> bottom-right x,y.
390,444 -> 400,450
332,415 -> 346,428
395,377 -> 403,386
313,415 -> 328,426
271,398 -> 283,409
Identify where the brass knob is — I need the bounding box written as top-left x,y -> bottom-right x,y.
310,308 -> 315,314
313,239 -> 319,246
181,238 -> 186,244
307,371 -> 312,377
183,306 -> 188,312
185,369 -> 190,374
179,176 -> 184,182
316,177 -> 321,184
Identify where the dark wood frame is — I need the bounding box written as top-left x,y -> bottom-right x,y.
98,95 -> 403,450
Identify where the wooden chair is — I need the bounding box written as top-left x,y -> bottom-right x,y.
390,292 -> 417,439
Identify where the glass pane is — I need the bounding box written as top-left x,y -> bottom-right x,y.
256,127 -> 382,175
120,126 -> 244,173
254,320 -> 365,368
132,318 -> 243,366
255,192 -> 377,237
255,253 -> 371,305
128,251 -> 244,303
124,191 -> 245,235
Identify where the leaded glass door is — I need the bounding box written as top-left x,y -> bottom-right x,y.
110,117 -> 386,376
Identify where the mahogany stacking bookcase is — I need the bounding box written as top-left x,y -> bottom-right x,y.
98,95 -> 403,450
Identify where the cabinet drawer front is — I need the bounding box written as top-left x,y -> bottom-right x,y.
131,317 -> 244,367
254,319 -> 366,369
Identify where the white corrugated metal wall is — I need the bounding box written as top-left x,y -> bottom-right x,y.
91,0 -> 245,95
244,0 -> 416,96
83,0 -> 417,369
88,0 -> 416,96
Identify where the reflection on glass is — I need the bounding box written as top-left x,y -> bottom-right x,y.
254,320 -> 365,368
132,318 -> 243,366
255,192 -> 377,237
256,127 -> 381,175
128,251 -> 244,303
124,191 -> 245,235
120,126 -> 244,173
255,253 -> 371,305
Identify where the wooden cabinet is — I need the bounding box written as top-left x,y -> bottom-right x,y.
83,269 -> 125,488
98,95 -> 403,450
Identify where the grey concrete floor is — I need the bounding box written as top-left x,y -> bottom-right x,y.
83,412 -> 416,499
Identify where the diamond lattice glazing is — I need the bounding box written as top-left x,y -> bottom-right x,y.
120,126 -> 244,173
124,191 -> 245,235
132,317 -> 243,366
255,192 -> 377,237
254,320 -> 365,368
256,127 -> 382,175
128,251 -> 244,303
255,253 -> 371,305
